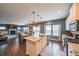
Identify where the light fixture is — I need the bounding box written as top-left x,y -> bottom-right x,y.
40,16 -> 42,22
37,14 -> 40,22
31,11 -> 43,26
32,11 -> 36,25
32,11 -> 39,26
57,11 -> 61,14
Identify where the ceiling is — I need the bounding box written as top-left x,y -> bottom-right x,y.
0,3 -> 72,25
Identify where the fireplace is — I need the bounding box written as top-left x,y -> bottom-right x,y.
9,29 -> 17,35
10,31 -> 16,35
8,29 -> 17,39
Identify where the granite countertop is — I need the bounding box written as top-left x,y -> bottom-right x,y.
64,38 -> 79,44
24,35 -> 46,42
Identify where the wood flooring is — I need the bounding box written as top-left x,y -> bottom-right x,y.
0,38 -> 64,56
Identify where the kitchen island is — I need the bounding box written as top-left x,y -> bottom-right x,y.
24,35 -> 47,56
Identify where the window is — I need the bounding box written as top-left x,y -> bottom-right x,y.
17,26 -> 29,32
44,25 -> 51,36
0,26 -> 6,30
33,25 -> 40,36
52,25 -> 60,36
17,27 -> 21,30
23,27 -> 26,31
25,27 -> 29,32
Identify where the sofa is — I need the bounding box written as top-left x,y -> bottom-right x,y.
0,31 -> 8,41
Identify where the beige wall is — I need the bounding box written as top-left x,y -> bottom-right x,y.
66,3 -> 79,30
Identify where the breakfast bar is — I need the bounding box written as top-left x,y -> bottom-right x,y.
24,35 -> 47,56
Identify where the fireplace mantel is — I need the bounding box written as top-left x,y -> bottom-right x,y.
8,29 -> 17,39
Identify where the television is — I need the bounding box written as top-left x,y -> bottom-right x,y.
10,31 -> 16,35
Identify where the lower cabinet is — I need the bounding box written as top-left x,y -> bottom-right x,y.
68,42 -> 79,56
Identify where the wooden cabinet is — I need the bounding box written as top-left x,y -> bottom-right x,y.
76,3 -> 79,20
25,36 -> 47,56
68,42 -> 79,56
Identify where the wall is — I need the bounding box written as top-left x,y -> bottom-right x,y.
40,23 -> 45,33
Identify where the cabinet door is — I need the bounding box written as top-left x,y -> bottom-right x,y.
36,40 -> 41,55
26,41 -> 36,56
43,37 -> 47,47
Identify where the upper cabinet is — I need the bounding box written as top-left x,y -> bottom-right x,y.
66,3 -> 79,30
70,4 -> 76,20
76,4 -> 79,20
67,3 -> 79,20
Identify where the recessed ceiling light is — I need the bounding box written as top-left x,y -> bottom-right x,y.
57,11 -> 61,14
